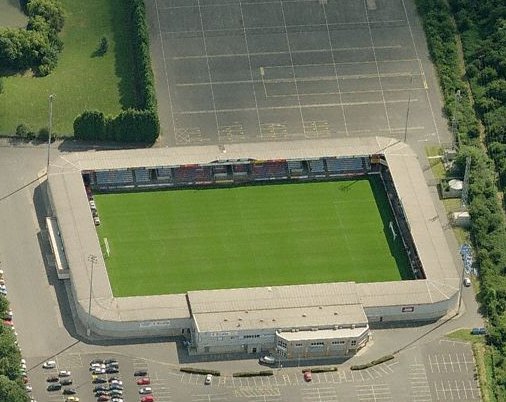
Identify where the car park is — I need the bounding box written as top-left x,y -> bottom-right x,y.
304,371 -> 312,382
204,374 -> 212,385
139,386 -> 152,394
47,383 -> 62,391
134,370 -> 148,377
42,360 -> 56,369
136,377 -> 150,385
62,388 -> 77,395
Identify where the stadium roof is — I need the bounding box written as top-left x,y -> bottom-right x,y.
47,137 -> 460,330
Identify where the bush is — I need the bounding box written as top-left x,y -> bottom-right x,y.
302,366 -> 338,373
15,124 -> 33,138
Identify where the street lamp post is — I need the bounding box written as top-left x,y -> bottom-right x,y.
47,94 -> 55,171
86,254 -> 98,337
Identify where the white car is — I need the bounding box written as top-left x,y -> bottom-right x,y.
110,379 -> 123,386
92,368 -> 106,375
204,374 -> 212,385
59,370 -> 71,377
25,384 -> 32,392
42,360 -> 56,369
464,277 -> 471,287
139,387 -> 152,394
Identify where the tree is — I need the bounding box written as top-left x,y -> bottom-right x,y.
97,36 -> 108,56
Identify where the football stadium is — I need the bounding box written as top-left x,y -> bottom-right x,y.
46,137 -> 460,359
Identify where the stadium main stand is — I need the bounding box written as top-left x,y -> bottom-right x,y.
252,161 -> 288,180
95,169 -> 134,187
325,157 -> 365,175
308,159 -> 326,177
134,168 -> 151,183
287,160 -> 308,178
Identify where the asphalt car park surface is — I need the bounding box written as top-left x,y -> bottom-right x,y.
147,0 -> 449,147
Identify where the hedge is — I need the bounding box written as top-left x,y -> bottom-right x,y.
179,367 -> 220,376
232,370 -> 273,377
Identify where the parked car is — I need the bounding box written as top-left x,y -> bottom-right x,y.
139,387 -> 152,394
204,374 -> 212,385
140,396 -> 154,402
25,384 -> 32,392
93,385 -> 109,393
134,370 -> 148,377
46,383 -> 62,391
95,390 -> 110,397
61,378 -> 73,386
110,384 -> 123,390
62,388 -> 77,395
66,397 -> 80,402
92,368 -> 106,375
109,390 -> 123,397
108,376 -> 121,383
92,377 -> 108,384
259,355 -> 276,365
47,375 -> 59,382
90,363 -> 106,370
136,377 -> 150,385
59,370 -> 71,377
464,277 -> 471,287
105,359 -> 118,364
106,367 -> 119,374
42,360 -> 56,369
111,399 -> 123,402
97,396 -> 110,402
471,327 -> 487,335
303,371 -> 312,382
90,359 -> 105,365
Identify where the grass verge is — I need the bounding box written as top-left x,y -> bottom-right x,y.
0,0 -> 136,135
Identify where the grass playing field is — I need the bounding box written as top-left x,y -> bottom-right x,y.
95,177 -> 412,297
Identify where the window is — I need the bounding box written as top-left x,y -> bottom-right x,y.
351,340 -> 357,346
277,340 -> 287,348
310,341 -> 324,347
331,340 -> 345,345
295,343 -> 303,347
243,334 -> 260,339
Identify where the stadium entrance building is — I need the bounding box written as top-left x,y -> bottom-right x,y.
187,283 -> 370,358
46,137 -> 461,360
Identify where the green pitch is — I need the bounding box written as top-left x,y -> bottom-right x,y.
95,177 -> 412,297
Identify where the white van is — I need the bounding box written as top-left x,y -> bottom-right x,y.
463,277 -> 471,287
259,355 -> 276,365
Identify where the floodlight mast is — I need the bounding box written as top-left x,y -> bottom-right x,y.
86,254 -> 98,337
47,94 -> 55,171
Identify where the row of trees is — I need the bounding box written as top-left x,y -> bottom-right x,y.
73,0 -> 159,143
415,0 -> 506,399
0,296 -> 29,402
0,0 -> 64,76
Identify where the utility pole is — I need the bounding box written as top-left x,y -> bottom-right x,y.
86,254 -> 98,337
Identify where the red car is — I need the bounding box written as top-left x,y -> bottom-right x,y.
137,377 -> 150,385
141,396 -> 154,402
303,371 -> 312,382
97,396 -> 110,402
